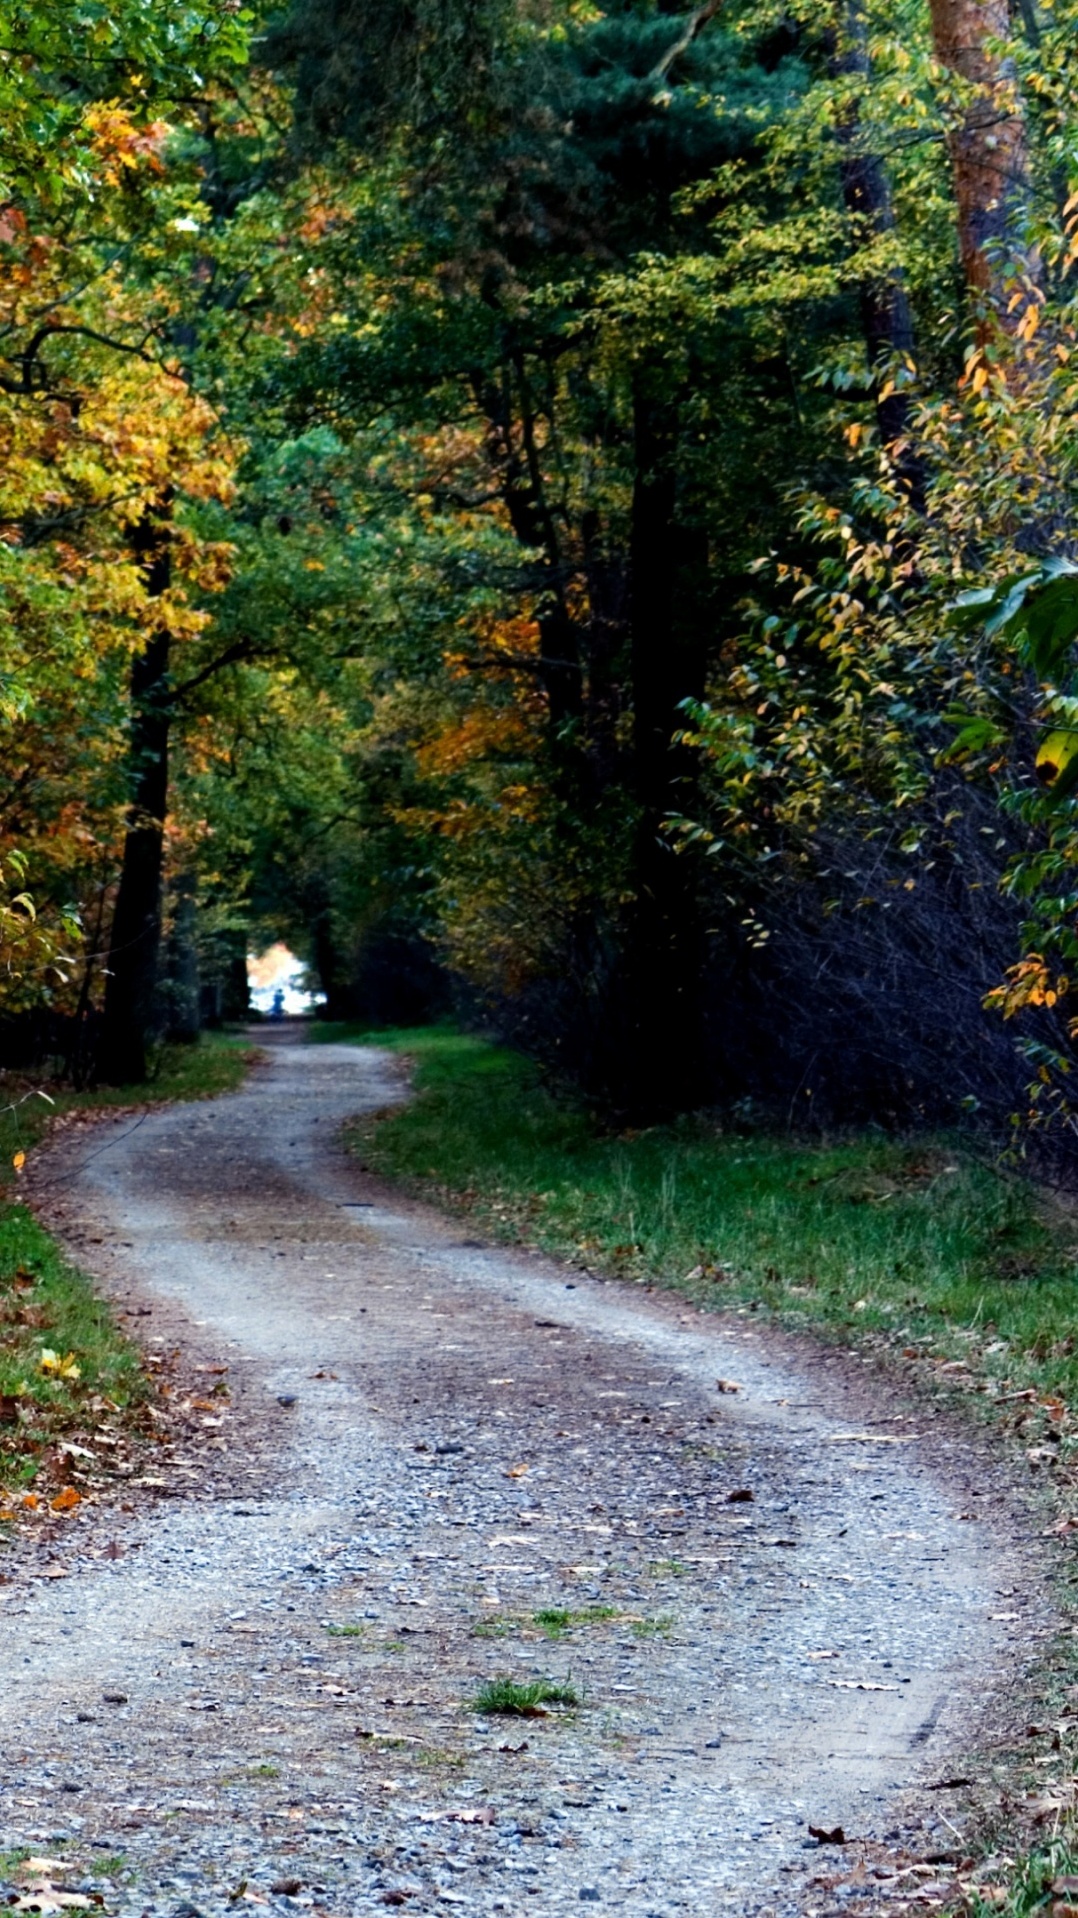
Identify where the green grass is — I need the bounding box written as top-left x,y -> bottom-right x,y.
472,1676 -> 579,1716
337,1025 -> 1078,1479
0,1205 -> 146,1494
630,1613 -> 675,1639
532,1605 -> 619,1638
86,1857 -> 129,1880
0,1032 -> 254,1495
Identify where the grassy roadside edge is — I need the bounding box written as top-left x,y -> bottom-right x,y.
0,1032 -> 254,1513
318,1019 -> 1078,1914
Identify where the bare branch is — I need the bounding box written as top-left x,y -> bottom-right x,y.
648,0 -> 723,88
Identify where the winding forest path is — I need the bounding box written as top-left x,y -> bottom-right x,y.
7,1034 -> 1038,1917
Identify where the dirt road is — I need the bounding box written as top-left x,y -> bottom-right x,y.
4,1034 -> 1038,1916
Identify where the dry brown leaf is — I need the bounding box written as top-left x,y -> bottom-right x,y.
828,1679 -> 899,1692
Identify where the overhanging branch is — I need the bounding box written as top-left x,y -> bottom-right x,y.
648,0 -> 723,89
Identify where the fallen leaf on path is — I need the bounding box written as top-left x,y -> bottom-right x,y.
726,1489 -> 753,1504
50,1488 -> 80,1513
1030,1786 -> 1077,1822
12,1151 -> 24,1171
268,1884 -> 303,1899
38,1566 -> 69,1579
828,1679 -> 899,1692
828,1432 -> 917,1445
21,1860 -> 68,1874
11,1898 -> 94,1913
504,1463 -> 529,1478
808,1826 -> 847,1845
715,1379 -> 741,1394
417,1807 -> 496,1825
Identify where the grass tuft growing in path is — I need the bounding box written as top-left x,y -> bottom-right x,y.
472,1677 -> 579,1716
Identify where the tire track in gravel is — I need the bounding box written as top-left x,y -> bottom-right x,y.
4,1032 -> 1039,1917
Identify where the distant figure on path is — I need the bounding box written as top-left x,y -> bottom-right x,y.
271,988 -> 285,1021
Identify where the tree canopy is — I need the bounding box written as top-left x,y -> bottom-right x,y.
4,0 -> 1078,1144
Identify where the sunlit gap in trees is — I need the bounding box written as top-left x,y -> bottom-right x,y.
247,945 -> 323,1019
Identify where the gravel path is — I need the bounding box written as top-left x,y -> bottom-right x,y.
4,1034 -> 1038,1917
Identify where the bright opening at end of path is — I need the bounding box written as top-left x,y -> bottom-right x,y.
247,942 -> 324,1016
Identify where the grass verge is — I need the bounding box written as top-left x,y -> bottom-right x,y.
336,1026 -> 1078,1460
0,1032 -> 254,1501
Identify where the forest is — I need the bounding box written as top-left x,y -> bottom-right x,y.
3,0 -> 1078,1144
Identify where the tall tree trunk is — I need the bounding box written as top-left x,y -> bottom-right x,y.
98,504 -> 172,1084
831,0 -> 926,510
624,376 -> 707,1119
928,0 -> 1036,310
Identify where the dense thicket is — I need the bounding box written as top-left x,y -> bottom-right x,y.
4,0 -> 1078,1147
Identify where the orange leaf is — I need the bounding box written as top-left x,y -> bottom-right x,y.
50,1487 -> 80,1513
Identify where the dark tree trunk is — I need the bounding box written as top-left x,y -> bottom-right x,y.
98,506 -> 173,1084
473,359 -> 583,727
624,377 -> 707,1119
831,0 -> 926,510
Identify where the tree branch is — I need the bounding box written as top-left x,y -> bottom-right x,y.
168,638 -> 257,704
648,0 -> 723,88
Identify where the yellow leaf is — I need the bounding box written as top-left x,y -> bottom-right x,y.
1037,729 -> 1078,797
38,1349 -> 81,1380
12,1151 -> 24,1171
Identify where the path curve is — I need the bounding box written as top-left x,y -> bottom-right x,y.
6,1034 -> 1036,1916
